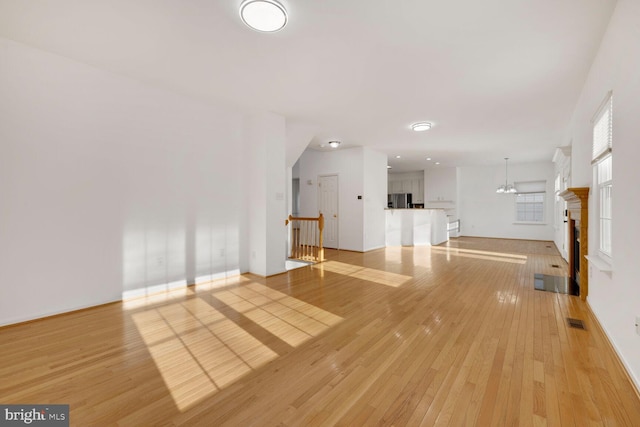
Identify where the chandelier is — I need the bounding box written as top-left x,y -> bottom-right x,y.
496,158 -> 517,193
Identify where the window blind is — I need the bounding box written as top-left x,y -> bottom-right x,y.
514,180 -> 545,194
592,93 -> 612,163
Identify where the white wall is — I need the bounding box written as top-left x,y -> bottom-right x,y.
564,0 -> 640,390
292,161 -> 300,179
245,112 -> 287,277
458,162 -> 555,240
285,121 -> 317,168
363,149 -> 387,251
0,38 -> 282,325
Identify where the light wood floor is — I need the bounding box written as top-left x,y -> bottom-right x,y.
2,237 -> 639,426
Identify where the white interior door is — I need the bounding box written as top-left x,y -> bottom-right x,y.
318,175 -> 339,249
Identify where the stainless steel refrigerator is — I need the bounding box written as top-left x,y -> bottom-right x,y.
388,193 -> 412,208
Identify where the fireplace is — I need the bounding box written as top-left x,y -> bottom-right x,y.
559,187 -> 589,300
572,222 -> 580,295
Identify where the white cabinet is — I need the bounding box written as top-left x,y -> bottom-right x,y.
389,179 -> 409,194
390,180 -> 403,193
424,167 -> 457,218
388,173 -> 425,203
403,178 -> 424,203
425,168 -> 456,203
411,179 -> 424,203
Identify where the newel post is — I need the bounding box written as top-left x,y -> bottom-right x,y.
318,213 -> 324,261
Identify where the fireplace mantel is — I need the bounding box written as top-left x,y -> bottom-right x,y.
559,187 -> 589,217
559,187 -> 589,300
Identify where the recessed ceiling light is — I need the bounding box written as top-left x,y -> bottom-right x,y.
435,162 -> 440,165
387,165 -> 392,169
411,122 -> 432,132
395,155 -> 401,159
426,157 -> 432,161
240,0 -> 288,32
328,140 -> 341,148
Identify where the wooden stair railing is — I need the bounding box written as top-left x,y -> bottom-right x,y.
285,213 -> 324,262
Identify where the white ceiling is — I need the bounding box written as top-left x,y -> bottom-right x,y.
0,0 -> 616,172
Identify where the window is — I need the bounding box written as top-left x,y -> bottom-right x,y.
516,192 -> 545,222
592,93 -> 613,258
514,180 -> 546,223
597,156 -> 612,255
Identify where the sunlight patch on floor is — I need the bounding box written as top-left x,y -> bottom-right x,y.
313,261 -> 412,287
132,297 -> 278,411
496,291 -> 519,304
432,246 -> 527,259
123,276 -> 252,311
193,274 -> 252,291
383,246 -> 433,269
212,282 -> 342,347
431,246 -> 527,264
123,286 -> 196,310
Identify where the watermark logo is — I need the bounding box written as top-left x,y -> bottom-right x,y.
1,405 -> 68,426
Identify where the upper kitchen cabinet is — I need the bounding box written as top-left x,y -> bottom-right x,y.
388,171 -> 425,203
389,180 -> 403,193
424,167 -> 457,217
410,178 -> 424,203
425,167 -> 456,202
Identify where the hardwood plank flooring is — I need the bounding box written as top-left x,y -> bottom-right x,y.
1,237 -> 639,426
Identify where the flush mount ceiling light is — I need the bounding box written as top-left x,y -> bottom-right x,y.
240,0 -> 288,32
496,158 -> 517,194
411,122 -> 432,132
328,140 -> 341,148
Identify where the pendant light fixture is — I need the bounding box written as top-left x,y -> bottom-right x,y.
496,158 -> 517,194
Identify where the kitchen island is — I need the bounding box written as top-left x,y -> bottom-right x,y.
385,209 -> 448,246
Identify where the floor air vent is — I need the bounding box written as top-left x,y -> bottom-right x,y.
567,318 -> 586,330
551,264 -> 560,268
